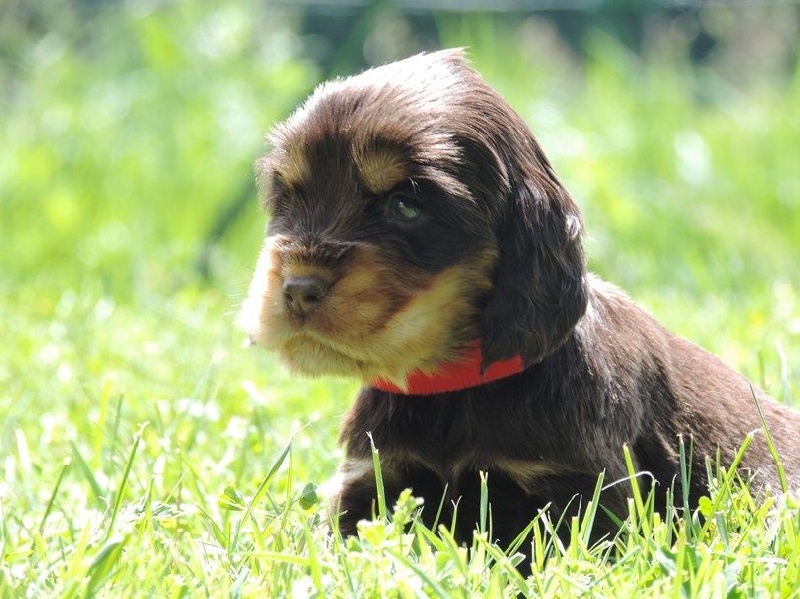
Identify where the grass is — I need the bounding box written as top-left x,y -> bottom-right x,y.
2,1 -> 799,596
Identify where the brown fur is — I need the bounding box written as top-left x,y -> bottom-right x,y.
241,49 -> 800,557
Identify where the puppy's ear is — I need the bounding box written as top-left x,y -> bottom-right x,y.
480,163 -> 588,368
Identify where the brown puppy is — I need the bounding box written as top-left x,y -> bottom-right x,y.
240,49 -> 800,550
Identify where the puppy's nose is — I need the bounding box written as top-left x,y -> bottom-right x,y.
283,276 -> 331,316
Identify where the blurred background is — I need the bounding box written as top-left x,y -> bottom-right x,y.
2,0 -> 799,426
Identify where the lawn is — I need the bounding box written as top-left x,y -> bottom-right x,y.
1,2 -> 799,597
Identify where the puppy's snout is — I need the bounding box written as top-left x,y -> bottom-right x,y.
283,275 -> 331,316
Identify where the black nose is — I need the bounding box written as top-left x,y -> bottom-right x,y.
283,276 -> 331,316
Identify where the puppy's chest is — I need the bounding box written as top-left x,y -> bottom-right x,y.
351,397 -> 559,495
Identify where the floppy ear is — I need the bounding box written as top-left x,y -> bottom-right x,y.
480,163 -> 588,369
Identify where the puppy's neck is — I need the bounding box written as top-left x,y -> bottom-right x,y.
370,343 -> 525,395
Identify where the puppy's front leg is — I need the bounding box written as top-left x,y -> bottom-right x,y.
327,457 -> 448,536
325,457 -> 384,536
324,455 -> 416,536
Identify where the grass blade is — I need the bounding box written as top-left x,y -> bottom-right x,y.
581,470 -> 605,546
750,385 -> 789,493
85,538 -> 127,597
366,432 -> 387,521
105,423 -> 146,542
478,471 -> 489,536
37,459 -> 70,537
233,431 -> 296,550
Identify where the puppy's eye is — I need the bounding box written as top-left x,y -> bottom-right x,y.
388,194 -> 422,223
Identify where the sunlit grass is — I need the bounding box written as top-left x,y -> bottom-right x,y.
1,2 -> 799,596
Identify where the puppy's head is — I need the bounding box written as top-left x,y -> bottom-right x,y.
240,49 -> 587,385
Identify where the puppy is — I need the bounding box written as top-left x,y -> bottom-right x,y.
240,49 -> 800,551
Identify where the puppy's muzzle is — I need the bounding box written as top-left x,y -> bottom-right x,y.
283,275 -> 331,316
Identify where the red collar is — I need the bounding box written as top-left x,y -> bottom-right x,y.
370,343 -> 525,395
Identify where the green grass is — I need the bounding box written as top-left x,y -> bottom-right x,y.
2,2 -> 799,597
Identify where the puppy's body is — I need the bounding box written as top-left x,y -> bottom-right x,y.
241,49 -> 800,550
338,277 -> 799,543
